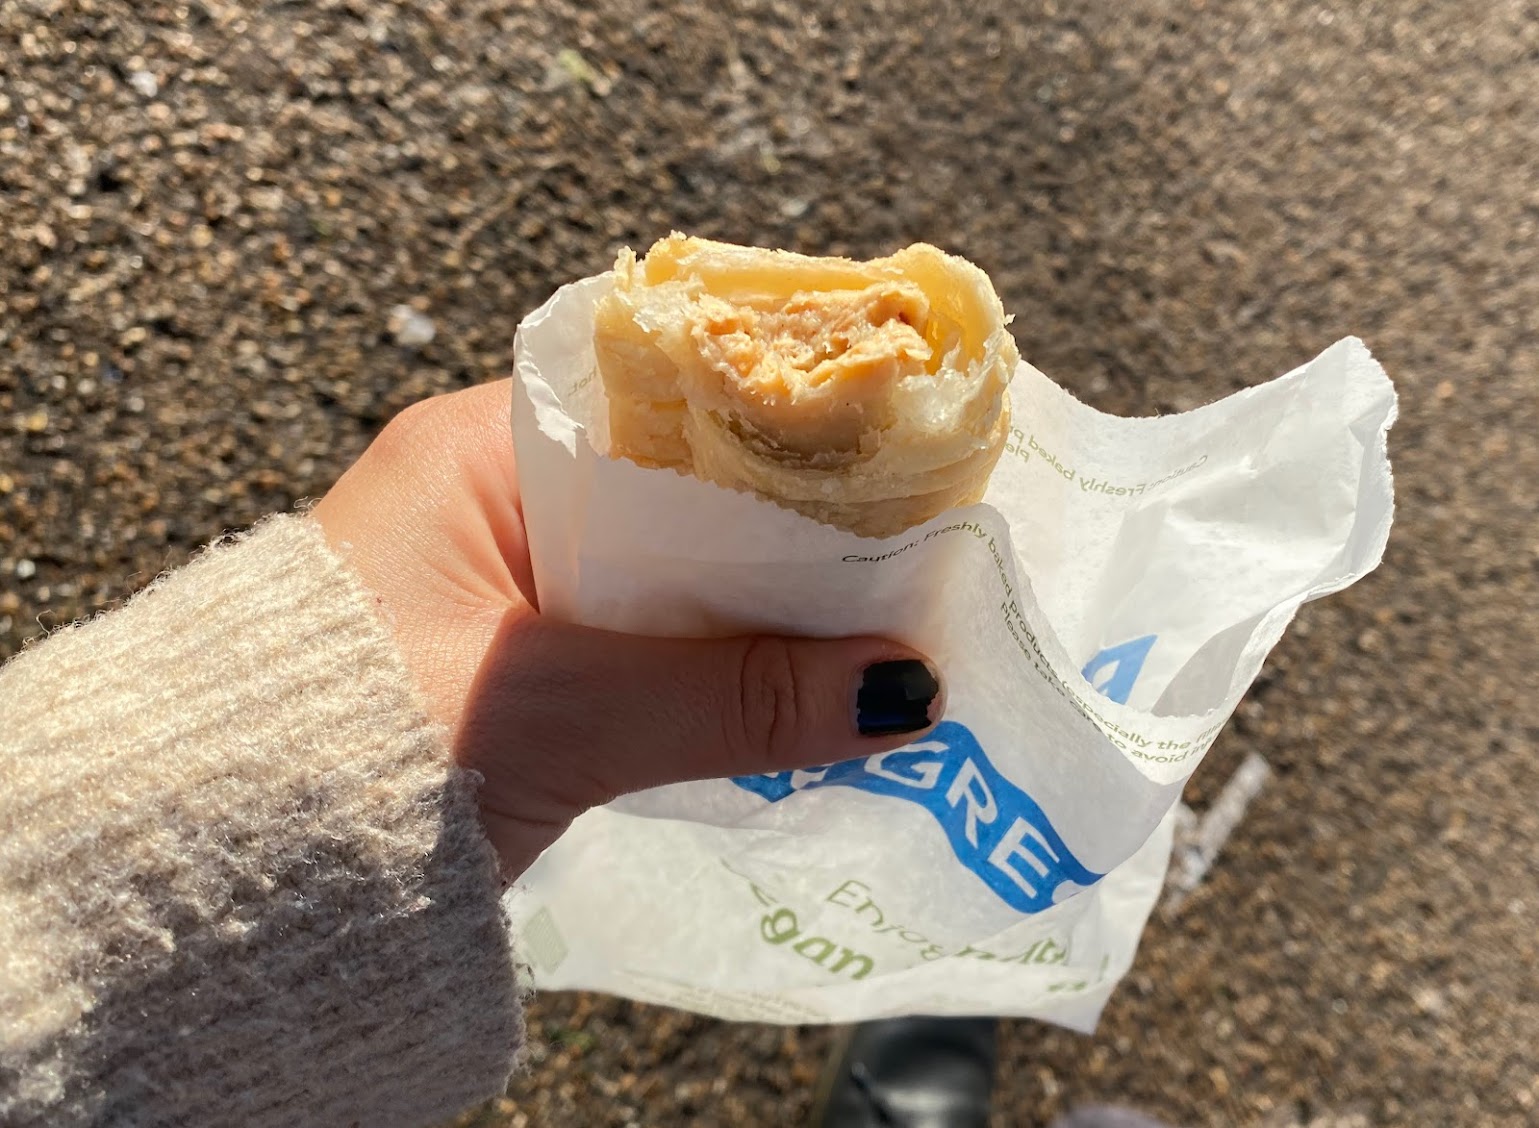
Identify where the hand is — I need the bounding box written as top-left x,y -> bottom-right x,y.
312,380 -> 943,879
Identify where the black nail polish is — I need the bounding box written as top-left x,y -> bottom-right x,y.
856,659 -> 940,737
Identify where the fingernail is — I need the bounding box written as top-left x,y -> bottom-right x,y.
855,659 -> 940,737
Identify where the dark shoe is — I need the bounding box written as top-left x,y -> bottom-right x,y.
810,1016 -> 997,1128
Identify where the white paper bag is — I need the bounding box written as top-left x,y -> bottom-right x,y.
503,274 -> 1396,1030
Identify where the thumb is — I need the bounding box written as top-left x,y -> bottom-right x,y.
600,631 -> 945,792
458,615 -> 943,844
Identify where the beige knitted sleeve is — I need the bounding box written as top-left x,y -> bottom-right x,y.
0,515 -> 522,1128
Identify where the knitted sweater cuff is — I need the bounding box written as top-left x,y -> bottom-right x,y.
0,514 -> 522,1128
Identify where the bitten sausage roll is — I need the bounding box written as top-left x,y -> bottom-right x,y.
593,234 -> 1018,537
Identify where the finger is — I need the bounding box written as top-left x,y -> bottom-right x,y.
458,614 -> 944,824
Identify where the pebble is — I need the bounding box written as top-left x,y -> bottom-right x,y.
545,48 -> 611,96
14,560 -> 37,581
388,305 -> 437,347
129,70 -> 159,98
1413,985 -> 1448,1017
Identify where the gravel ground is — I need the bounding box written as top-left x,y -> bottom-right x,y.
4,1 -> 1537,1125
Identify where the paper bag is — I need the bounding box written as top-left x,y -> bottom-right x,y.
502,274 -> 1396,1030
